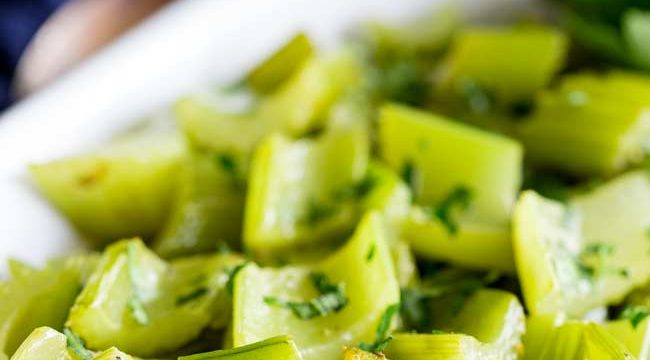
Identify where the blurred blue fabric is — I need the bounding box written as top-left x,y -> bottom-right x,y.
0,0 -> 67,110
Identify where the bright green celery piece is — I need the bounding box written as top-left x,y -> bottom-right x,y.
66,239 -> 243,357
30,132 -> 184,245
234,213 -> 400,360
513,191 -> 601,318
153,149 -> 246,257
518,71 -> 650,176
244,123 -> 369,260
602,318 -> 650,359
10,327 -> 134,360
259,49 -> 363,136
438,26 -> 567,105
378,103 -> 521,270
180,335 -> 302,360
536,322 -> 636,359
390,289 -> 524,360
570,171 -> 650,304
624,10 -> 650,70
0,255 -> 98,358
245,33 -> 314,94
343,347 -> 386,360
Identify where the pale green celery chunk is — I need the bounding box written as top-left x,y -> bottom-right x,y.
518,71 -> 650,176
403,209 -> 514,272
30,132 -> 184,245
245,33 -> 314,94
234,213 -> 400,360
243,124 -> 369,260
570,171 -> 650,304
521,315 -> 558,360
437,26 -> 567,105
602,318 -> 650,359
180,335 -> 302,360
259,50 -> 363,136
624,10 -> 650,70
537,322 -> 635,359
66,239 -> 243,357
378,103 -> 521,270
153,149 -> 246,258
379,103 -> 522,225
0,255 -> 98,358
512,191 -> 598,318
343,347 -> 387,360
10,327 -> 134,360
392,289 -> 524,360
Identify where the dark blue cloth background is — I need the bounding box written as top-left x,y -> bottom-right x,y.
0,0 -> 67,110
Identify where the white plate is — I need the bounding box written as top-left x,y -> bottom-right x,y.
0,0 -> 533,271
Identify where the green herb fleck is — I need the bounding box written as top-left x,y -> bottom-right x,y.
64,328 -> 93,360
226,262 -> 249,296
264,272 -> 348,319
359,303 -> 400,353
577,243 -> 627,281
304,199 -> 338,226
335,174 -> 379,201
619,306 -> 650,329
424,186 -> 473,235
400,160 -> 419,198
176,287 -> 209,306
366,243 -> 377,262
127,242 -> 149,325
214,153 -> 245,189
457,78 -> 494,114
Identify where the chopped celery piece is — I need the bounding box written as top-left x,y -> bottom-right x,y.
260,50 -> 363,136
624,10 -> 650,70
403,209 -> 514,272
179,335 -> 302,360
512,191 -> 598,317
245,33 -> 314,94
153,150 -> 246,257
518,71 -> 650,176
30,132 -> 184,245
438,26 -> 567,105
234,213 -> 400,360
244,125 -> 369,260
66,239 -> 243,357
602,318 -> 650,359
343,347 -> 386,360
384,334 -> 485,359
9,327 -> 134,360
0,255 -> 97,358
521,315 -> 558,360
536,322 -> 635,359
378,103 -> 522,225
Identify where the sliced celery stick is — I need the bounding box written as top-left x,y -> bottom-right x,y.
234,213 -> 400,360
153,150 -> 246,258
384,334 -> 483,359
438,26 -> 567,105
512,191 -> 598,318
66,239 -> 243,357
518,72 -> 650,176
244,125 -> 369,260
245,33 -> 314,94
30,132 -> 184,245
180,335 -> 302,360
602,318 -> 650,359
521,315 -> 558,360
0,255 -> 96,358
378,103 -> 522,225
343,347 -> 386,360
260,50 -> 363,136
537,322 -> 635,359
403,208 -> 514,272
570,171 -> 650,304
10,327 -> 135,360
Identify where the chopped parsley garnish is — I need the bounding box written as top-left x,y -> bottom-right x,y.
366,243 -> 377,262
457,78 -> 494,114
400,160 -> 419,198
226,262 -> 249,295
619,305 -> 650,329
304,199 -> 338,226
577,243 -> 628,281
335,174 -> 379,201
127,242 -> 149,325
214,153 -> 245,189
264,272 -> 348,320
424,186 -> 473,235
64,328 -> 93,360
176,287 -> 209,306
359,303 -> 400,353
